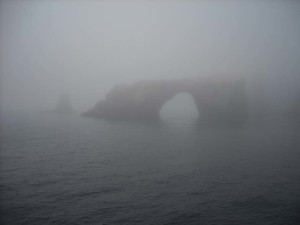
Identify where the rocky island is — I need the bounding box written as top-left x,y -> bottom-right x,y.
83,77 -> 248,126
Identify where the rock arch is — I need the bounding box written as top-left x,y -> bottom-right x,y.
159,92 -> 199,120
83,77 -> 247,126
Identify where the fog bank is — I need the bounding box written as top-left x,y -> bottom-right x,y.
1,1 -> 299,115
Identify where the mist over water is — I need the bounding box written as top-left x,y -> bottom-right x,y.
1,0 -> 299,113
1,1 -> 300,224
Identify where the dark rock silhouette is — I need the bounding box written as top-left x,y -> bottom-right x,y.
83,77 -> 247,126
54,93 -> 75,113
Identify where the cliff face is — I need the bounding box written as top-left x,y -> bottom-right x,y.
83,77 -> 247,125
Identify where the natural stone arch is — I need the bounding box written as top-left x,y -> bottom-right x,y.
159,92 -> 199,121
83,77 -> 247,126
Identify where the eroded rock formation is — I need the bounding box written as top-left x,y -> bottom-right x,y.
83,77 -> 247,126
55,93 -> 75,113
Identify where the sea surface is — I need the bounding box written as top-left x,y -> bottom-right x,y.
1,112 -> 299,225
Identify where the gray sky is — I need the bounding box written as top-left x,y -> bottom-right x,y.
1,0 -> 299,112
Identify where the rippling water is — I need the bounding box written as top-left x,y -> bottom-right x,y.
1,112 -> 299,225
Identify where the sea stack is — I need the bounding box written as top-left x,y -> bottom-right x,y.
54,93 -> 75,113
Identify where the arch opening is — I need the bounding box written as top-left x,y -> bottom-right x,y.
159,92 -> 199,122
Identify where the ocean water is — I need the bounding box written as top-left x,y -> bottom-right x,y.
1,112 -> 299,225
